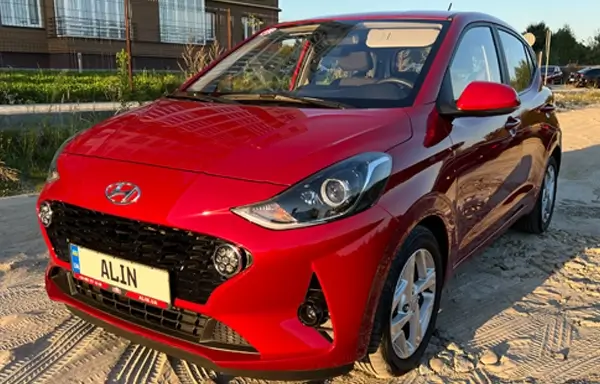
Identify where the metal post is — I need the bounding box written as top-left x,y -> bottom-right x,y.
226,8 -> 232,50
124,0 -> 133,91
77,52 -> 83,73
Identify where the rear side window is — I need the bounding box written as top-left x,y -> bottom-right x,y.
586,69 -> 600,77
498,30 -> 533,92
448,26 -> 502,100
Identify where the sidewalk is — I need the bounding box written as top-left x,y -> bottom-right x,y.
0,101 -> 141,116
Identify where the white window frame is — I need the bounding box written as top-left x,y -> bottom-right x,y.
54,0 -> 125,40
159,0 -> 211,45
0,0 -> 43,28
242,16 -> 261,40
206,11 -> 216,41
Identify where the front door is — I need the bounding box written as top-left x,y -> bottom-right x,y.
445,25 -> 525,260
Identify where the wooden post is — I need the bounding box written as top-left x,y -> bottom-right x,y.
544,29 -> 552,86
226,8 -> 232,50
124,0 -> 133,91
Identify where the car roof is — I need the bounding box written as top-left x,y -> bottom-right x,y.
275,11 -> 513,29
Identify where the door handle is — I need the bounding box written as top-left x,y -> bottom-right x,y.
539,103 -> 556,113
504,117 -> 521,137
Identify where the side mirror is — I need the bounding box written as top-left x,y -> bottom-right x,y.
454,81 -> 520,117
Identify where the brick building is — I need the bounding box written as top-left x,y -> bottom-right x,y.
0,0 -> 280,69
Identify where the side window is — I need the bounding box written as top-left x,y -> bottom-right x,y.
449,26 -> 502,100
498,30 -> 533,92
588,69 -> 600,77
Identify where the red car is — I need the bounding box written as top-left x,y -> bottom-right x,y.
38,10 -> 561,381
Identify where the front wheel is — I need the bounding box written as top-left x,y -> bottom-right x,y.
357,226 -> 443,378
515,156 -> 558,234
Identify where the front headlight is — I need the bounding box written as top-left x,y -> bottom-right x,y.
46,132 -> 80,183
232,152 -> 392,230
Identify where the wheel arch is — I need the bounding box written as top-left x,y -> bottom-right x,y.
417,215 -> 450,280
550,143 -> 562,173
357,193 -> 457,359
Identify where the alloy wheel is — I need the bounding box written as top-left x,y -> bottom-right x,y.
389,248 -> 436,359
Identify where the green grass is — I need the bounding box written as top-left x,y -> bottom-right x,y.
0,69 -> 185,104
0,114 -> 104,196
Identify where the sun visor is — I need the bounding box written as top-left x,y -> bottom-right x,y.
366,26 -> 441,48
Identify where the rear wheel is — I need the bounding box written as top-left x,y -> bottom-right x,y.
358,226 -> 443,378
515,156 -> 558,234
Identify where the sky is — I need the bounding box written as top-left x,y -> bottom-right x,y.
279,0 -> 599,43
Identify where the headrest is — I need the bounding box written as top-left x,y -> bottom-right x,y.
337,51 -> 373,72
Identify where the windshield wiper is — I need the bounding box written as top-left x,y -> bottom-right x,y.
222,92 -> 354,109
166,91 -> 240,104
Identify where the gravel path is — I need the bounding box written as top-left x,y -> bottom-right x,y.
1,107 -> 599,384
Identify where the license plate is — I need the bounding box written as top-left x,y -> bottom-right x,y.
70,244 -> 171,309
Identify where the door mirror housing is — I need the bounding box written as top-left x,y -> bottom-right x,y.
439,81 -> 521,117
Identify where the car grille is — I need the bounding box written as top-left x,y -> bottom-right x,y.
50,268 -> 255,352
44,201 -> 229,304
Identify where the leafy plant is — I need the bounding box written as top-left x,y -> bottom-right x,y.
179,41 -> 225,79
0,69 -> 184,105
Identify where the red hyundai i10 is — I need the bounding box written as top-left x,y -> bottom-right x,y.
37,10 -> 561,381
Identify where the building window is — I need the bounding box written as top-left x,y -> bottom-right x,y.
159,0 -> 212,44
242,16 -> 262,40
206,11 -> 216,41
0,0 -> 42,28
54,0 -> 125,40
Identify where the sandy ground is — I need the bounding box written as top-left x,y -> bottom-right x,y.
1,106 -> 600,384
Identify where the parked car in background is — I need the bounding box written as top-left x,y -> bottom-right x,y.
574,67 -> 600,88
540,65 -> 564,84
38,10 -> 562,381
569,66 -> 593,84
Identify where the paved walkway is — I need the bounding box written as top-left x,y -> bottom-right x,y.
0,101 -> 145,116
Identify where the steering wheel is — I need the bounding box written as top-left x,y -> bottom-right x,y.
376,77 -> 415,89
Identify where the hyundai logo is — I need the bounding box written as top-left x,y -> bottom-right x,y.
105,182 -> 141,205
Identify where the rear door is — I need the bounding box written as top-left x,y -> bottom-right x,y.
495,27 -> 551,211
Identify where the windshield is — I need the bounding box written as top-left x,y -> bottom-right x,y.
184,20 -> 446,108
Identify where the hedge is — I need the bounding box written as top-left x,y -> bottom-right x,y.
0,70 -> 186,104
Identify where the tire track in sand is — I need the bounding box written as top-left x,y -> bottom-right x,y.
0,308 -> 69,352
105,343 -> 167,384
0,286 -> 53,317
0,315 -> 97,384
169,357 -> 213,384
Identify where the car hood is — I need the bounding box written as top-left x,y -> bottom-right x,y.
66,98 -> 413,185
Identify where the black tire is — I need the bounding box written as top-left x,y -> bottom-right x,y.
515,156 -> 558,234
357,226 -> 444,378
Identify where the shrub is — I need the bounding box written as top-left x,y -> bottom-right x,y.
0,69 -> 184,105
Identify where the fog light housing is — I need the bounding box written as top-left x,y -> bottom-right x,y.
38,202 -> 53,227
212,244 -> 245,278
298,298 -> 327,327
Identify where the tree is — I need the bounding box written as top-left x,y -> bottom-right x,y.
550,25 -> 588,65
524,22 -> 549,53
585,29 -> 600,64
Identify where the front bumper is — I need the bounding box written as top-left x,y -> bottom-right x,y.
39,154 -> 398,379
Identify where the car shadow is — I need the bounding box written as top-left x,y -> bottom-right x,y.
422,144 -> 600,383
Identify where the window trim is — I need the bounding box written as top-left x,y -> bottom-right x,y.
493,25 -> 536,95
0,0 -> 43,29
206,11 -> 216,41
242,15 -> 263,40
